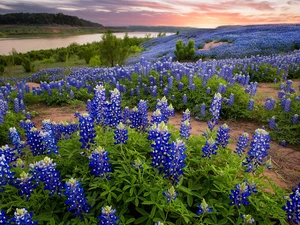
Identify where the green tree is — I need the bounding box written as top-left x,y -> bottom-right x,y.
99,31 -> 128,67
174,39 -> 196,61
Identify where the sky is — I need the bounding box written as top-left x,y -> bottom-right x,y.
0,0 -> 300,28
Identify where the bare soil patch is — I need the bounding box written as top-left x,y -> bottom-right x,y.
26,82 -> 40,91
199,41 -> 232,51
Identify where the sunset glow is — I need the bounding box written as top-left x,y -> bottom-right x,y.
0,0 -> 300,27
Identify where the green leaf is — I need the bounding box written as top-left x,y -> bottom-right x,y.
126,218 -> 135,224
218,218 -> 228,225
142,201 -> 156,205
187,194 -> 193,207
136,208 -> 149,216
50,218 -> 55,225
204,218 -> 215,224
134,216 -> 148,224
149,206 -> 157,219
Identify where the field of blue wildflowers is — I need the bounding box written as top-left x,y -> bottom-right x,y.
1,25 -> 300,225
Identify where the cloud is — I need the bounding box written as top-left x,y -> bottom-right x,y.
0,0 -> 299,27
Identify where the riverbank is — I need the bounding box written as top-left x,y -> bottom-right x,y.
0,25 -> 107,38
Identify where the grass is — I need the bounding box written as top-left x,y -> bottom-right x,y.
1,58 -> 87,79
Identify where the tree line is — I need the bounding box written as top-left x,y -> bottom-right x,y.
0,13 -> 103,27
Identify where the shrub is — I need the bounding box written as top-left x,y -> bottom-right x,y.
21,57 -> 34,73
89,55 -> 101,67
0,64 -> 4,74
174,39 -> 196,61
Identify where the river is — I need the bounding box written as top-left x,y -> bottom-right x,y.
0,32 -> 174,55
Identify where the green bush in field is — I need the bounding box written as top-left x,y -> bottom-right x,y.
89,55 -> 101,67
174,40 -> 196,62
0,64 -> 4,74
21,57 -> 35,73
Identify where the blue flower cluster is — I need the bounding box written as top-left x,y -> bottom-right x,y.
234,133 -> 250,157
29,157 -> 62,196
207,93 -> 222,131
282,183 -> 300,224
88,147 -> 111,179
64,178 -> 90,218
114,122 -> 128,145
27,127 -> 46,156
216,124 -> 230,148
241,214 -> 255,224
151,109 -> 163,124
0,99 -> 8,124
269,116 -> 276,129
155,97 -> 174,123
230,181 -> 257,208
16,171 -> 37,199
197,199 -> 213,215
163,186 -> 178,203
79,113 -> 96,149
8,127 -> 26,154
202,138 -> 218,158
0,209 -> 9,225
98,206 -> 119,225
243,129 -> 270,173
10,208 -> 38,225
0,153 -> 15,192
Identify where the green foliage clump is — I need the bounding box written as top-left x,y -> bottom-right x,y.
21,57 -> 35,73
0,64 -> 4,74
99,31 -> 129,67
89,55 -> 101,67
174,39 -> 196,62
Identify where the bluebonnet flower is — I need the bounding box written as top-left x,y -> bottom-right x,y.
243,129 -> 270,173
122,107 -> 130,125
200,103 -> 206,118
197,199 -> 212,215
25,112 -> 31,120
163,186 -> 178,203
264,98 -> 276,111
0,154 -> 15,192
79,113 -> 96,149
248,99 -> 254,111
0,209 -> 9,225
284,98 -> 291,113
180,120 -> 191,140
40,131 -> 59,155
229,181 -> 257,208
183,94 -> 187,105
0,145 -> 16,164
206,87 -> 211,95
29,157 -> 62,196
280,140 -> 287,147
156,97 -> 174,123
20,120 -> 35,138
149,122 -> 171,172
269,116 -> 276,129
64,178 -> 90,218
93,85 -> 107,125
154,222 -> 164,225
151,109 -> 163,124
16,171 -> 37,199
182,109 -> 190,121
292,114 -> 299,124
164,139 -> 186,184
11,208 -> 38,225
130,107 -> 141,130
138,100 -> 149,131
110,89 -> 122,128
216,124 -> 230,148
27,127 -> 46,156
241,214 -> 255,224
278,90 -> 285,99
114,122 -> 128,145
98,206 -> 119,225
14,98 -> 19,112
207,93 -> 222,131
88,147 -> 111,178
202,138 -> 218,158
228,93 -> 234,106
70,90 -> 74,99
132,159 -> 144,170
282,183 -> 300,224
234,133 -> 250,157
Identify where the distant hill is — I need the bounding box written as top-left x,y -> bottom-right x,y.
0,12 -> 104,27
108,25 -> 202,33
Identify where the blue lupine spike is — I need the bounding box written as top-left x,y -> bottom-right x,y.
269,116 -> 276,129
282,183 -> 300,224
163,186 -> 178,203
114,122 -> 128,145
292,114 -> 299,124
11,208 -> 38,225
202,137 -> 218,158
64,178 -> 90,219
234,133 -> 250,157
29,157 -> 62,196
79,113 -> 96,149
88,147 -> 111,178
138,100 -> 149,131
98,206 -> 119,225
241,214 -> 255,224
16,171 -> 37,199
180,119 -> 191,140
216,124 -> 230,148
0,154 -> 15,192
197,199 -> 212,215
229,181 -> 255,208
0,209 -> 9,225
248,99 -> 254,111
